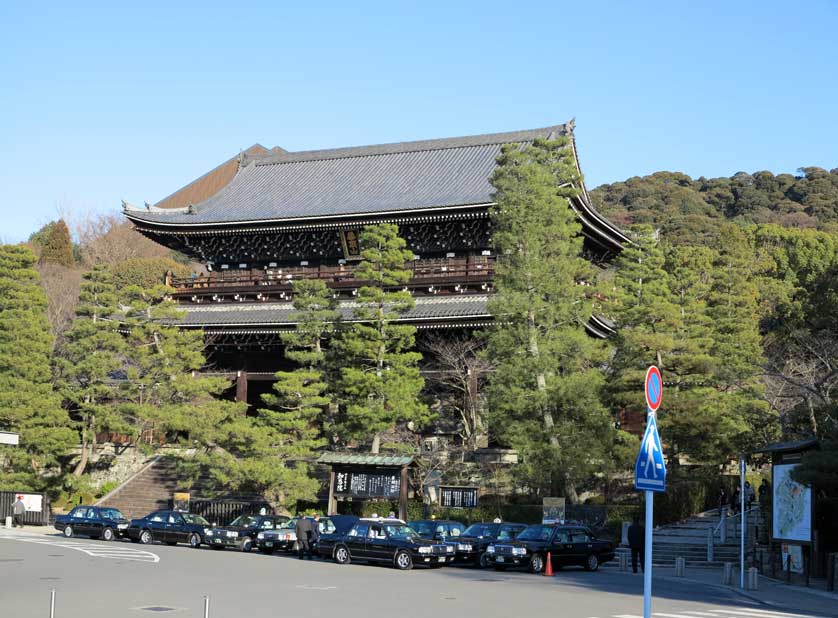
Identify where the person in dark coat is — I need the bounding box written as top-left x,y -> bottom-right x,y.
718,488 -> 728,517
627,515 -> 645,573
295,516 -> 314,560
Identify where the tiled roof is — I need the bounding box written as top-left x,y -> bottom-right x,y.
317,453 -> 414,467
177,294 -> 492,327
125,124 -> 571,226
153,144 -> 275,211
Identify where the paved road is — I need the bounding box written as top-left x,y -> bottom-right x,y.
0,530 -> 831,618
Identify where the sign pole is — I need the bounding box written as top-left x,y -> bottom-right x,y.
644,486 -> 653,618
636,367 -> 665,618
740,456 -> 745,589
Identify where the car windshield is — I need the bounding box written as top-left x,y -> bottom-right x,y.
181,514 -> 209,526
280,519 -> 297,529
409,521 -> 434,535
384,524 -> 418,539
99,508 -> 125,520
229,516 -> 260,528
462,524 -> 497,537
517,525 -> 554,541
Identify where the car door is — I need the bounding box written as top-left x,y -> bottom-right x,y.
550,528 -> 575,566
146,512 -> 167,542
365,523 -> 390,562
569,528 -> 594,566
167,513 -> 186,543
345,523 -> 369,559
85,507 -> 103,538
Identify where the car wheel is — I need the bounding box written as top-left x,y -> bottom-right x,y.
241,539 -> 252,553
394,550 -> 413,571
139,529 -> 153,545
260,548 -> 275,555
62,525 -> 73,538
584,554 -> 599,572
478,552 -> 490,568
101,527 -> 115,542
189,533 -> 201,549
334,545 -> 351,565
529,553 -> 545,574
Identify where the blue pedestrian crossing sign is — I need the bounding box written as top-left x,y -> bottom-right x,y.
635,414 -> 666,492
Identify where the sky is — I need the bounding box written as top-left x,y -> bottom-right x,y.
1,1 -> 836,243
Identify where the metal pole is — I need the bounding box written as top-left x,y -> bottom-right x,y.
50,589 -> 55,618
203,595 -> 210,618
644,489 -> 653,618
740,456 -> 745,589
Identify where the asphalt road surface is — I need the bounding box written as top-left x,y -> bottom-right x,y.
0,530 -> 831,618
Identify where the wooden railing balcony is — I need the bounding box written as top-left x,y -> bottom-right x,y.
169,256 -> 496,296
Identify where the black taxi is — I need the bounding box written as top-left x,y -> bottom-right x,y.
126,510 -> 211,548
54,505 -> 131,541
317,517 -> 455,570
203,514 -> 289,552
484,524 -> 615,573
448,521 -> 528,567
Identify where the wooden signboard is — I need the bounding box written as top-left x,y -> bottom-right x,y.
439,486 -> 478,508
333,468 -> 401,499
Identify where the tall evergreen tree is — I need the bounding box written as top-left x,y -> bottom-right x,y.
332,224 -> 429,453
0,245 -> 75,490
54,265 -> 127,476
254,279 -> 338,507
38,219 -> 75,268
705,224 -> 777,453
485,137 -> 615,500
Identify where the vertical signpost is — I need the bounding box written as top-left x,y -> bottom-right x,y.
635,366 -> 666,618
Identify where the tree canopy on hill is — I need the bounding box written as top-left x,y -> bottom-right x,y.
591,167 -> 838,238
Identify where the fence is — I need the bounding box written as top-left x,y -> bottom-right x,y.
189,500 -> 274,526
0,491 -> 51,525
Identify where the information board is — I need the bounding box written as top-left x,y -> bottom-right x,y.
333,468 -> 401,498
439,486 -> 478,508
772,463 -> 812,543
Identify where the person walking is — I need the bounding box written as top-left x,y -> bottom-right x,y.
744,481 -> 756,509
295,516 -> 314,560
11,495 -> 25,528
311,515 -> 321,557
731,486 -> 740,515
627,515 -> 645,574
718,488 -> 728,517
758,479 -> 770,508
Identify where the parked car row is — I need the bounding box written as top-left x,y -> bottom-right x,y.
54,506 -> 615,573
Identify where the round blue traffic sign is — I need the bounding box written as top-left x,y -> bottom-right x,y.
645,365 -> 662,412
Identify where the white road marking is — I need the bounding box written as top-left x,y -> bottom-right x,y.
709,610 -> 823,618
0,532 -> 159,563
656,613 -> 706,618
682,613 -> 723,617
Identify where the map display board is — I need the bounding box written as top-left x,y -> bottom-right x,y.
439,486 -> 478,508
333,468 -> 401,498
772,463 -> 812,543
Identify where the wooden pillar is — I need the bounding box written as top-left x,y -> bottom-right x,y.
328,470 -> 337,516
399,466 -> 409,521
235,370 -> 248,404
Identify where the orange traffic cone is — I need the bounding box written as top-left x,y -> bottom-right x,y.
544,552 -> 553,576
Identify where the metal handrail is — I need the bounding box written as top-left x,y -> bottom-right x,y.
713,505 -> 760,535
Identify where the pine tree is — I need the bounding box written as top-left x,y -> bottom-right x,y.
0,245 -> 75,490
705,224 -> 777,454
332,223 -> 429,453
54,265 -> 127,476
485,137 -> 614,501
38,219 -> 75,268
254,279 -> 338,507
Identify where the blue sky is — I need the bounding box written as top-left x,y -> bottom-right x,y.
1,1 -> 836,242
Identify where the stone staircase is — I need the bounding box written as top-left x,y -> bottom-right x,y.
616,508 -> 764,567
94,456 -> 193,519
